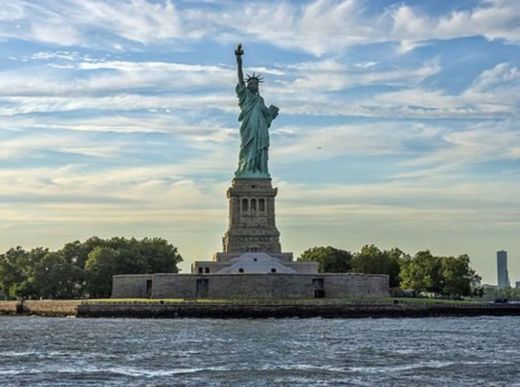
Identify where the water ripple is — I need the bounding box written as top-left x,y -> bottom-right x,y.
1,316 -> 519,386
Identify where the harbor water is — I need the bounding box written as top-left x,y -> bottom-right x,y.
0,316 -> 519,386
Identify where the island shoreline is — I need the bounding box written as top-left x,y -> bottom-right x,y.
1,299 -> 520,319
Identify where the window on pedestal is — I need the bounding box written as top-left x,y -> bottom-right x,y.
242,198 -> 248,212
259,199 -> 265,212
251,199 -> 256,211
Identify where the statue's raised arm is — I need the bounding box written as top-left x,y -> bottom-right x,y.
235,43 -> 245,86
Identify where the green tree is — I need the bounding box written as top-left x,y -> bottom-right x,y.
298,246 -> 352,273
83,237 -> 183,298
0,247 -> 28,298
386,248 -> 407,288
440,254 -> 480,297
61,238 -> 105,268
0,236 -> 183,299
400,251 -> 480,297
102,236 -> 182,274
400,250 -> 443,294
107,237 -> 147,274
351,245 -> 403,287
31,251 -> 84,299
84,246 -> 119,298
138,237 -> 182,273
15,247 -> 49,299
58,237 -> 108,296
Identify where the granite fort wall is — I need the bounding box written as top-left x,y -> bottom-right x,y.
112,273 -> 389,299
112,274 -> 153,298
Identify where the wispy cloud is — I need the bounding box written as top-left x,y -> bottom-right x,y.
389,0 -> 520,46
1,0 -> 519,55
4,58 -> 517,120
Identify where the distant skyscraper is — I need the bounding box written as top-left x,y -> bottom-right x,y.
497,251 -> 510,289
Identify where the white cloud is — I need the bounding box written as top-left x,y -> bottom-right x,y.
0,131 -> 123,160
471,63 -> 520,89
335,63 -> 518,120
270,118 -> 520,186
275,58 -> 440,93
0,94 -> 236,116
1,159 -> 518,231
75,0 -> 182,43
271,121 -> 415,162
197,0 -> 520,55
0,1 -> 519,54
354,61 -> 378,69
0,60 -> 235,97
398,121 -> 520,172
389,0 -> 520,44
29,51 -> 82,61
0,0 -> 184,47
0,58 -> 516,123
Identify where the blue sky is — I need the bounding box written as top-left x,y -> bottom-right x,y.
0,0 -> 519,284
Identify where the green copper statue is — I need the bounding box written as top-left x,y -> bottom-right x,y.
234,43 -> 279,179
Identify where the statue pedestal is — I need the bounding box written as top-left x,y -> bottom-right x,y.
216,178 -> 293,262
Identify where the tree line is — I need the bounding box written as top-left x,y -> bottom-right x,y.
1,238 -> 481,300
0,236 -> 182,300
298,245 -> 482,298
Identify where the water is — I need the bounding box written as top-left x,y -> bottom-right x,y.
0,316 -> 519,386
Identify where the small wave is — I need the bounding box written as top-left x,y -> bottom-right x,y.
284,364 -> 347,373
0,365 -> 229,378
350,360 -> 455,374
0,351 -> 41,357
0,350 -> 69,358
103,366 -> 230,377
0,370 -> 24,375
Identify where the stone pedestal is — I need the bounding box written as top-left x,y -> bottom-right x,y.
215,178 -> 292,262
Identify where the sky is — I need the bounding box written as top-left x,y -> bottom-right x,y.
0,0 -> 519,284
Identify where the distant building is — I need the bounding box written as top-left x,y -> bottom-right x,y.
516,281 -> 520,289
497,251 -> 510,289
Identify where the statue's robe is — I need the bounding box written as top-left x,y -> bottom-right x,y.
235,83 -> 275,178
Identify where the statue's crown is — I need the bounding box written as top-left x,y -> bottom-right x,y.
246,72 -> 264,83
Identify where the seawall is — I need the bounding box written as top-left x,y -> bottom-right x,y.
2,300 -> 520,318
0,300 -> 81,317
0,301 -> 20,315
78,302 -> 520,318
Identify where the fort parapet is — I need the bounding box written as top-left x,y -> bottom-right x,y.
111,273 -> 389,299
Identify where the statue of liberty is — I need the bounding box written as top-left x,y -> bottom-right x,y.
234,43 -> 279,178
